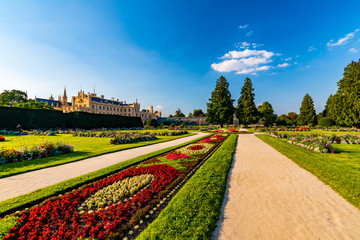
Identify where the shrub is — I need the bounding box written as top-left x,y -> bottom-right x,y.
318,117 -> 334,127
146,118 -> 158,127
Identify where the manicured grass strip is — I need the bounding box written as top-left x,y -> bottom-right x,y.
0,134 -> 211,217
0,216 -> 18,239
256,134 -> 360,209
0,133 -> 193,179
136,134 -> 237,240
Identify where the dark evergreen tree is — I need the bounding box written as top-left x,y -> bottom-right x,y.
328,60 -> 360,126
297,94 -> 317,126
322,94 -> 333,117
236,78 -> 259,126
206,76 -> 235,128
193,109 -> 205,117
258,101 -> 276,126
174,108 -> 185,117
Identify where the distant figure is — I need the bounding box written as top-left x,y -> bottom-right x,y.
16,124 -> 23,134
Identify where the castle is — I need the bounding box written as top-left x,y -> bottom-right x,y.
35,88 -> 161,123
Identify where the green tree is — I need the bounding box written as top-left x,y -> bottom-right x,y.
297,94 -> 317,126
206,76 -> 235,128
236,78 -> 259,126
0,90 -> 28,106
287,112 -> 298,125
193,109 -> 205,117
188,112 -> 193,117
146,118 -> 158,127
322,94 -> 333,117
276,114 -> 291,126
174,108 -> 185,117
13,100 -> 54,110
328,60 -> 360,126
258,101 -> 276,126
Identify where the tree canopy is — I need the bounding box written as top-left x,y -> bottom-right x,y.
327,60 -> 360,126
13,100 -> 54,110
297,94 -> 317,126
236,78 -> 259,126
192,109 -> 205,117
0,90 -> 28,106
174,108 -> 185,117
258,101 -> 276,126
206,76 -> 235,127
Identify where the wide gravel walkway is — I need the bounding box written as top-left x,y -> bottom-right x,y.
213,134 -> 360,240
0,132 -> 208,202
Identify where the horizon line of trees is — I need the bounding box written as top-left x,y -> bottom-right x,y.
204,58 -> 360,128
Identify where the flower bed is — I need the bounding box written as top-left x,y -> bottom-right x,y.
268,132 -> 360,153
164,152 -> 192,160
1,134 -> 228,239
0,142 -> 74,165
200,135 -> 224,143
4,165 -> 179,240
0,130 -> 26,136
177,143 -> 214,155
0,136 -> 5,142
110,133 -> 157,145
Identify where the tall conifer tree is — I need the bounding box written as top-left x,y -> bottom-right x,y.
328,60 -> 360,126
206,76 -> 235,128
298,94 -> 317,126
236,78 -> 259,126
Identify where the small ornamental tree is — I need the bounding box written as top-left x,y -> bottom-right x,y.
236,78 -> 259,126
258,101 -> 276,126
146,118 -> 158,127
298,94 -> 317,126
206,76 -> 235,128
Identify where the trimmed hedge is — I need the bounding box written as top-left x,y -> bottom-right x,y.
0,106 -> 143,129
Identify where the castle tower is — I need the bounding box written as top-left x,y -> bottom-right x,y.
49,94 -> 54,101
150,106 -> 154,114
63,87 -> 68,105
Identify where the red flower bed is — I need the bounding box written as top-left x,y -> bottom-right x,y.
228,128 -> 238,132
190,145 -> 204,150
164,152 -> 192,160
200,135 -> 224,143
214,129 -> 223,132
0,136 -> 5,141
4,164 -> 179,240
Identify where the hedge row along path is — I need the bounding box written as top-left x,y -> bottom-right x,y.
213,134 -> 360,240
0,132 -> 208,202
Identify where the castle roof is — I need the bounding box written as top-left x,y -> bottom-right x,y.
91,97 -> 130,106
36,98 -> 72,107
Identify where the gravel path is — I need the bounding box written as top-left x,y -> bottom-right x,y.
213,134 -> 360,240
0,132 -> 208,202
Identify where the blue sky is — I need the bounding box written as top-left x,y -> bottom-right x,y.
0,0 -> 359,116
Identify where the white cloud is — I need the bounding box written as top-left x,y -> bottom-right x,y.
252,43 -> 264,48
154,105 -> 163,111
211,49 -> 277,75
277,63 -> 290,68
221,49 -> 274,59
349,48 -> 358,53
327,29 -> 359,47
238,24 -> 248,29
308,46 -> 316,51
235,42 -> 250,49
284,57 -> 292,61
246,30 -> 253,37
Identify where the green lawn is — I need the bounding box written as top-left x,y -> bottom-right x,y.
257,134 -> 360,209
259,129 -> 360,135
0,133 -> 193,178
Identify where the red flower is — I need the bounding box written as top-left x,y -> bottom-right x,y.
164,152 -> 192,160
